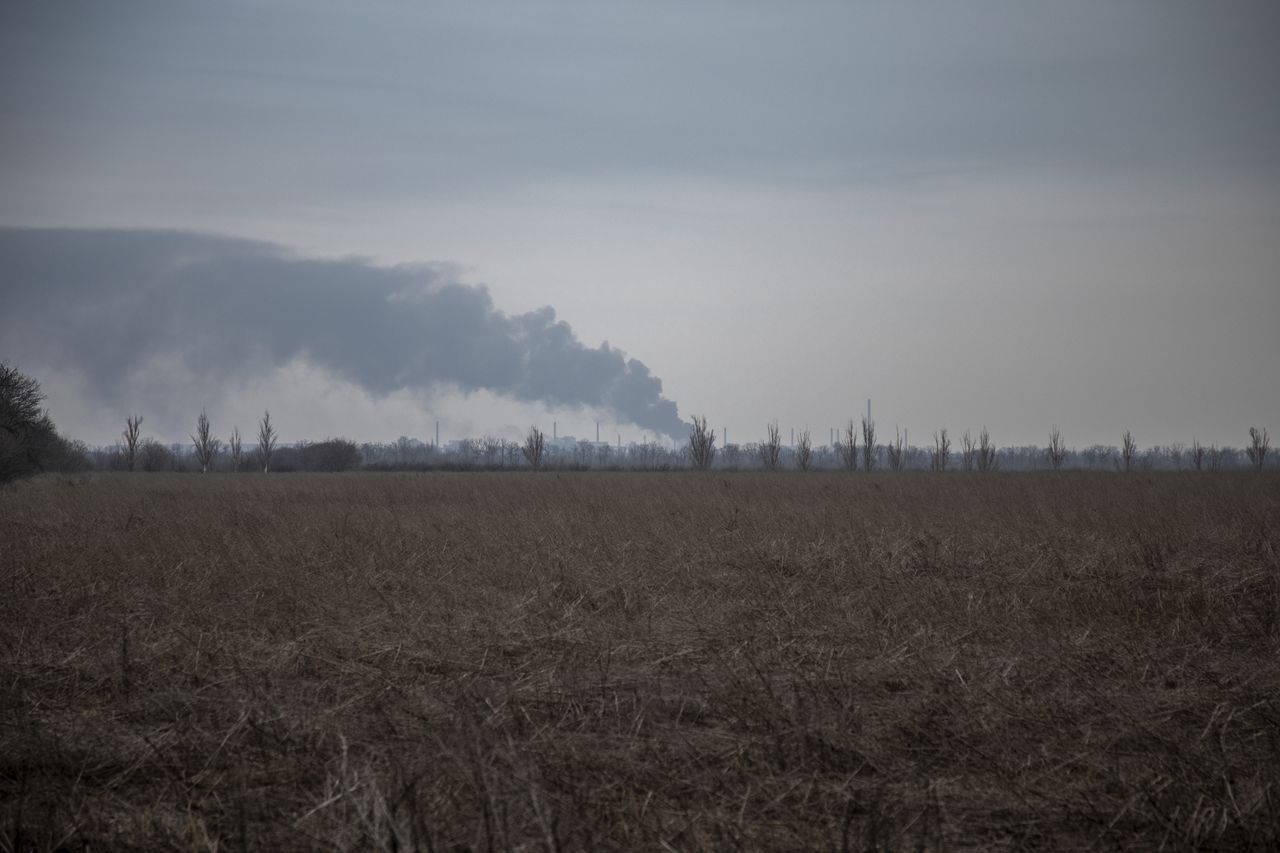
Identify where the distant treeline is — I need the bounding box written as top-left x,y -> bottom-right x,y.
74,432 -> 1271,473
1,363 -> 1274,481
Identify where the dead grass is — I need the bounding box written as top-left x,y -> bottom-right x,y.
2,471 -> 1278,850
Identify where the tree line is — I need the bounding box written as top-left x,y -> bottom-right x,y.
87,414 -> 1279,475
679,418 -> 1271,474
0,363 -> 1273,482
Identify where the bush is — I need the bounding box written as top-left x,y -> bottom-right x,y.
296,438 -> 361,472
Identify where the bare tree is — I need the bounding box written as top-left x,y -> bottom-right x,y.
573,438 -> 594,468
795,429 -> 813,472
759,421 -> 782,470
522,426 -> 545,470
191,409 -> 220,473
861,417 -> 877,472
1208,444 -> 1222,471
1,363 -> 62,482
836,419 -> 858,471
123,414 -> 143,472
594,441 -> 613,469
931,429 -> 951,472
887,427 -> 906,472
1247,427 -> 1270,472
1046,427 -> 1067,471
1,363 -> 43,439
478,437 -> 500,468
977,427 -> 998,472
688,415 -> 716,471
256,410 -> 277,473
229,427 -> 243,472
1119,430 -> 1137,472
1189,439 -> 1205,471
960,429 -> 976,472
721,443 -> 741,469
168,442 -> 185,472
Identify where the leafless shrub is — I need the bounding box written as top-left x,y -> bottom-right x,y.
721,443 -> 742,469
1189,439 -> 1205,471
887,428 -> 906,472
229,427 -> 243,472
480,437 -> 503,467
1119,430 -> 1137,472
688,415 -> 716,471
861,417 -> 877,471
294,438 -> 360,472
594,441 -> 613,468
522,426 -> 545,470
759,421 -> 782,470
795,429 -> 812,471
836,419 -> 858,471
930,429 -> 951,472
1247,427 -> 1270,472
256,410 -> 277,473
123,414 -> 143,471
1046,427 -> 1067,471
136,438 -> 171,472
960,430 -> 976,472
191,409 -> 220,473
977,427 -> 998,472
632,438 -> 666,471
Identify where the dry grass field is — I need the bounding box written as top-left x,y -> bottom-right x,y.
2,471 -> 1279,850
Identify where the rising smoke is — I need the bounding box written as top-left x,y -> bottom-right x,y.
0,228 -> 686,439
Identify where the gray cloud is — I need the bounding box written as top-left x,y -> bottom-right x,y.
0,228 -> 685,438
4,1 -> 1278,220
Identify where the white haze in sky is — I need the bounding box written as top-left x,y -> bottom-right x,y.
2,1 -> 1277,448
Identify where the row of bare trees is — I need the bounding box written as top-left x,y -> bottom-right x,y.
119,411 -> 278,472
106,411 -> 1274,475
1044,427 -> 1269,473
682,419 -> 1272,473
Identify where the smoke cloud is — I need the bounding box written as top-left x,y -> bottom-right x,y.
0,228 -> 686,439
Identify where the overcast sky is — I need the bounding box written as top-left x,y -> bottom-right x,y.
3,1 -> 1278,448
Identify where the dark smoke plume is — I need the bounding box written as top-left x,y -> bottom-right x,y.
0,228 -> 685,438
